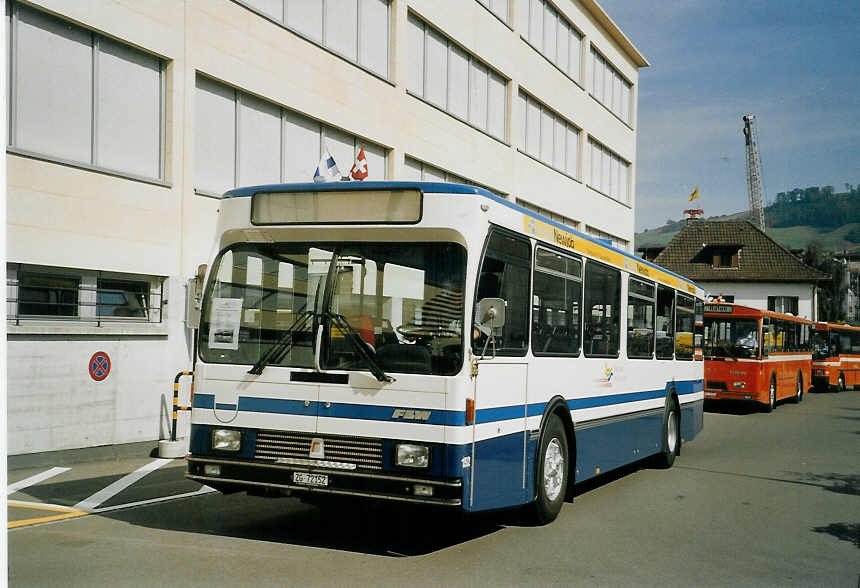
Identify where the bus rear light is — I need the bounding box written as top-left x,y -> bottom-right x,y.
466,398 -> 475,425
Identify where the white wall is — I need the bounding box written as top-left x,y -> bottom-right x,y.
703,281 -> 817,320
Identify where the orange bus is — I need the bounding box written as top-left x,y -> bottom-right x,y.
812,322 -> 860,392
703,303 -> 812,411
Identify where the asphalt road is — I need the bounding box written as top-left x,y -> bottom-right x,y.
8,391 -> 859,587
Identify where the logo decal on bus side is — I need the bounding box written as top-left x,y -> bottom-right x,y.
391,409 -> 431,421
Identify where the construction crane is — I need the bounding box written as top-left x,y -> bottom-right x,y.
742,114 -> 765,230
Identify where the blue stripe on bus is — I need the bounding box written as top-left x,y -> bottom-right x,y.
193,379 -> 702,425
238,397 -> 317,417
215,403 -> 237,411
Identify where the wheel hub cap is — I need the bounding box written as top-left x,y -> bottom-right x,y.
543,438 -> 564,501
667,411 -> 678,452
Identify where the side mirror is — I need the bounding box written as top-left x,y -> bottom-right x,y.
477,297 -> 506,329
186,263 -> 208,328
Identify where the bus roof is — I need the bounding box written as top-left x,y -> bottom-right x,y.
222,181 -> 700,292
704,302 -> 814,323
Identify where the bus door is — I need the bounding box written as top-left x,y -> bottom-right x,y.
470,230 -> 531,510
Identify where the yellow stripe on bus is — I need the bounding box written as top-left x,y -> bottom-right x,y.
523,215 -> 697,293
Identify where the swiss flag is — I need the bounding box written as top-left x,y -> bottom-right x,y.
350,146 -> 369,180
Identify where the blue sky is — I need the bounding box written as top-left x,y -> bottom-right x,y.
597,0 -> 860,232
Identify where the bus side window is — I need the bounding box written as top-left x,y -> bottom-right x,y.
762,318 -> 775,356
675,292 -> 695,360
655,285 -> 674,359
583,261 -> 620,357
532,247 -> 582,356
473,230 -> 531,355
626,277 -> 655,359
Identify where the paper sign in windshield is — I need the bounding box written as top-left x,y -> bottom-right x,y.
209,298 -> 243,350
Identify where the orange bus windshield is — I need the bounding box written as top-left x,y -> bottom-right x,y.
703,317 -> 759,359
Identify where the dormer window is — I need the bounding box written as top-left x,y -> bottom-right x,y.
691,244 -> 741,269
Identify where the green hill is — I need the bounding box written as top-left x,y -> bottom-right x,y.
636,190 -> 860,254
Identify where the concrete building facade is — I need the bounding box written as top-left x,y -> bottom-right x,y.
6,0 -> 647,455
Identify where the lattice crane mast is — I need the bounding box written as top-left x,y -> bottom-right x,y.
742,114 -> 765,230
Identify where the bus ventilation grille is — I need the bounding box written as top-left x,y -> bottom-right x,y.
254,431 -> 384,471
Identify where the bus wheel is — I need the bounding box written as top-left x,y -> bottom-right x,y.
653,400 -> 679,469
837,373 -> 845,393
793,373 -> 803,404
764,377 -> 776,412
529,414 -> 568,525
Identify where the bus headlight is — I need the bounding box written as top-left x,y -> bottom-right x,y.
212,429 -> 241,451
732,381 -> 746,389
396,443 -> 429,468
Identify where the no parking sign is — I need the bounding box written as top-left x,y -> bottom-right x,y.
89,352 -> 111,381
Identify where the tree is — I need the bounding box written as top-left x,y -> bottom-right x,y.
803,240 -> 847,321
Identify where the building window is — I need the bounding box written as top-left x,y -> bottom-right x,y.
517,0 -> 582,83
239,0 -> 390,78
585,225 -> 629,252
403,156 -> 504,196
588,138 -> 630,205
194,74 -> 387,196
588,46 -> 631,124
407,13 -> 507,142
7,264 -> 163,324
476,0 -> 509,24
516,91 -> 580,178
768,296 -> 798,316
18,274 -> 79,317
6,2 -> 165,181
517,199 -> 579,230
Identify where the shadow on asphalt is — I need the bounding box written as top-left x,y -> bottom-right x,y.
94,459 -> 654,557
704,400 -> 762,415
811,522 -> 860,548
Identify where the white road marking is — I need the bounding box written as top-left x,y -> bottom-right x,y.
7,467 -> 71,495
91,485 -> 217,513
74,459 -> 171,511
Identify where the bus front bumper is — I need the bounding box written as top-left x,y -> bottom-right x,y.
186,456 -> 463,506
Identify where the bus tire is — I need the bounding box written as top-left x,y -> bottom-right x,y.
529,414 -> 568,525
764,376 -> 776,412
837,373 -> 845,393
653,399 -> 679,469
793,372 -> 803,404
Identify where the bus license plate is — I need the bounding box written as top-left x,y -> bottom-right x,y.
293,472 -> 328,487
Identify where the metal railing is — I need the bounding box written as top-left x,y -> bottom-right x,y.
6,273 -> 164,326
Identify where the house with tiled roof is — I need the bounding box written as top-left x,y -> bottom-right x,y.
653,220 -> 829,319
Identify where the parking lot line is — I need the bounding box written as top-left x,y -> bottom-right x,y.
8,501 -> 89,529
73,458 -> 171,511
7,467 -> 71,495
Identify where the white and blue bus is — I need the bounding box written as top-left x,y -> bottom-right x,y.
186,181 -> 704,523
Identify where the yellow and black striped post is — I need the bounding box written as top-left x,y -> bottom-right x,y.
171,371 -> 194,442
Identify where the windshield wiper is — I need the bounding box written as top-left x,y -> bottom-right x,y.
325,312 -> 394,383
247,310 -> 314,375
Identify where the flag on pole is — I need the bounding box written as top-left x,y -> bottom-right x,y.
350,146 -> 369,180
688,187 -> 699,202
313,148 -> 341,183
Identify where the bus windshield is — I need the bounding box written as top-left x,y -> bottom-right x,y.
811,330 -> 830,360
200,241 -> 466,376
703,317 -> 759,359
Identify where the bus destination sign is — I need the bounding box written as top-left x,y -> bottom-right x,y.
704,304 -> 733,313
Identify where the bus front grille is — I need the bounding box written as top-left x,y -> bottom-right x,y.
254,431 -> 384,471
705,380 -> 727,391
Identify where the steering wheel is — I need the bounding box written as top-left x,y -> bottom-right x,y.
396,325 -> 460,341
